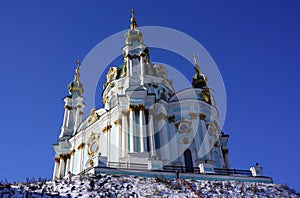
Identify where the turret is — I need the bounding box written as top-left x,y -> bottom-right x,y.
59,60 -> 86,141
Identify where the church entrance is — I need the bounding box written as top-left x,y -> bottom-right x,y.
184,149 -> 193,173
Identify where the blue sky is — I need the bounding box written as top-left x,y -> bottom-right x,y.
0,0 -> 299,191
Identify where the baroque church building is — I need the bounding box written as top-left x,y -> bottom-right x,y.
52,11 -> 231,180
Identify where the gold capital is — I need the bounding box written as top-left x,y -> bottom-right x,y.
200,114 -> 206,120
168,115 -> 175,123
190,113 -> 198,119
139,104 -> 145,111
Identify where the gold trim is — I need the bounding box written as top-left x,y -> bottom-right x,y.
114,119 -> 121,126
129,105 -> 138,111
77,143 -> 85,150
102,124 -> 112,133
64,105 -> 71,110
59,154 -> 70,160
88,109 -> 99,124
102,96 -> 108,104
109,82 -> 115,88
54,157 -> 60,163
70,149 -> 75,156
89,160 -> 94,167
138,104 -> 145,111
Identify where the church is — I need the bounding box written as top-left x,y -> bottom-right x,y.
52,10 -> 232,180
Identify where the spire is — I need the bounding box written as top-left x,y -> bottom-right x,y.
125,9 -> 143,46
130,8 -> 137,29
68,60 -> 84,97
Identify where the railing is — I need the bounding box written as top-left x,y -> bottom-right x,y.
105,162 -> 252,177
214,168 -> 252,176
163,165 -> 200,173
108,162 -> 148,170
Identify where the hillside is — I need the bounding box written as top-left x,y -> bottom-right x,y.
0,174 -> 299,197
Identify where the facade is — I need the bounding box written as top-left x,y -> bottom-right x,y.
52,11 -> 231,179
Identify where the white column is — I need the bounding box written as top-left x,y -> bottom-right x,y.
168,116 -> 177,161
139,105 -> 146,152
140,56 -> 144,85
148,109 -> 156,156
129,59 -> 133,76
65,155 -> 70,174
63,107 -> 68,127
69,150 -> 75,173
129,106 -> 136,152
126,57 -> 130,77
121,111 -> 128,157
223,149 -> 230,168
115,118 -> 122,159
77,143 -> 85,173
159,114 -> 169,162
58,155 -> 66,178
190,113 -> 201,159
199,114 -> 212,160
53,157 -> 60,180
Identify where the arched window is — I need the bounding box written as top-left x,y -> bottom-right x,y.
184,149 -> 193,173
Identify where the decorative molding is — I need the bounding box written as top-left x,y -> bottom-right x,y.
109,82 -> 115,88
183,137 -> 189,144
102,96 -> 108,104
89,160 -> 94,167
54,157 -> 60,163
64,105 -> 72,110
201,89 -> 212,104
114,119 -> 121,126
88,109 -> 99,124
70,149 -> 75,156
175,117 -> 192,133
138,104 -> 145,111
77,143 -> 85,150
87,133 -> 100,157
102,124 -> 112,133
59,154 -> 70,160
129,105 -> 138,111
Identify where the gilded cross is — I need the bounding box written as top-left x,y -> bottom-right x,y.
130,8 -> 135,18
76,60 -> 81,70
193,54 -> 199,66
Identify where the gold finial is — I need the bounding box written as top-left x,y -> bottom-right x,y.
130,8 -> 137,29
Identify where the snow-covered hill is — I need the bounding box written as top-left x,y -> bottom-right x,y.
0,174 -> 299,197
